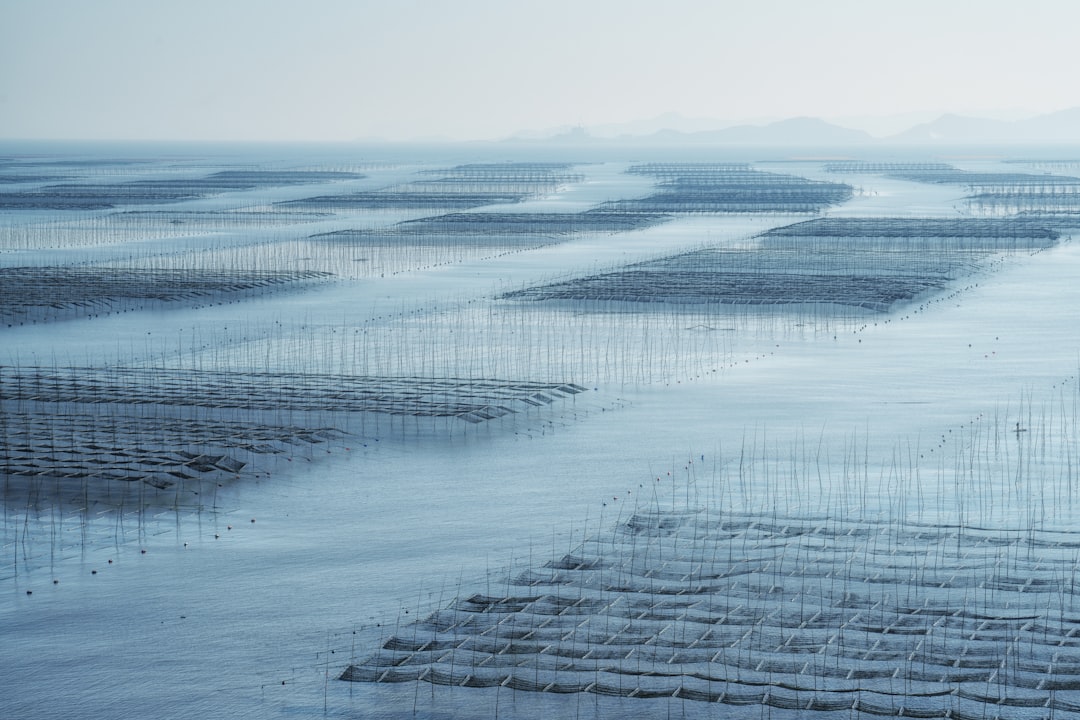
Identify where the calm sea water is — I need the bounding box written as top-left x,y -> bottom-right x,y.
3,140 -> 1080,719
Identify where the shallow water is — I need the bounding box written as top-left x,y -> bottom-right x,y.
3,142 -> 1080,718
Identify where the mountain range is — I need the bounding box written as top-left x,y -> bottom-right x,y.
517,108 -> 1080,145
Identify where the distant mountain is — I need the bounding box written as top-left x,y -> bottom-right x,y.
512,107 -> 1080,146
590,112 -> 749,138
1014,106 -> 1080,142
889,107 -> 1080,143
675,117 -> 874,145
528,117 -> 873,146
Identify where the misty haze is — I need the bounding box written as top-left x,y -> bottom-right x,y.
5,2 -> 1080,719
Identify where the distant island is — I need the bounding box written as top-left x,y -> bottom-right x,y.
510,107 -> 1080,145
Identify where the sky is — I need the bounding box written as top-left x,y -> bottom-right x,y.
2,0 -> 1079,142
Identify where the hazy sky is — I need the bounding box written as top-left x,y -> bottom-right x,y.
2,0 -> 1079,141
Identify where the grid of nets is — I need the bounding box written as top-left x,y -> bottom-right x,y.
592,163 -> 853,214
0,367 -> 587,423
502,268 -> 944,312
0,411 -> 345,490
278,163 -> 583,211
0,170 -> 364,209
500,216 -> 1056,312
968,192 -> 1080,215
822,162 -> 1080,218
0,266 -> 333,325
104,209 -> 333,229
311,211 -> 669,251
761,217 -> 1060,242
344,508 -> 1080,719
394,211 -> 669,236
883,168 -> 1080,192
823,162 -> 957,174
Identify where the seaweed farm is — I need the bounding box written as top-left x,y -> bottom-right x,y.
0,266 -> 333,325
347,507 -> 1080,719
0,363 -> 585,513
0,366 -> 586,424
824,161 -> 1080,218
503,263 -> 945,312
308,210 -> 669,267
0,169 -> 365,210
393,210 -> 669,236
595,163 -> 854,213
4,143 -> 1080,720
2,410 -> 344,494
500,216 -> 1060,313
277,162 -> 584,211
